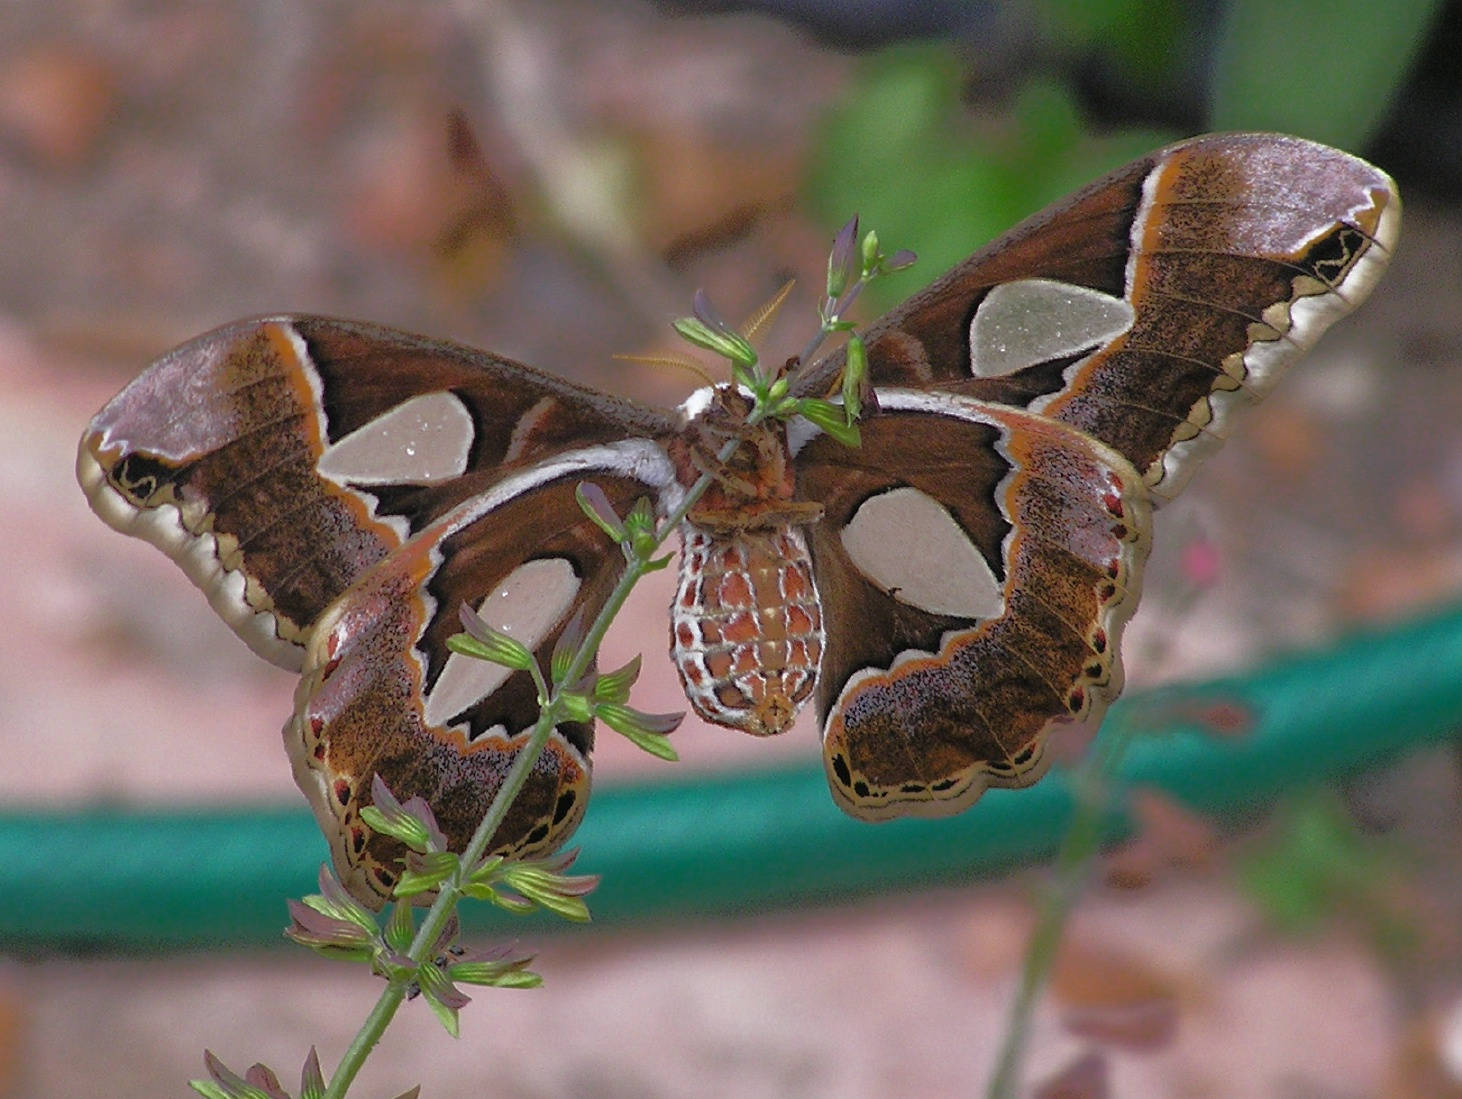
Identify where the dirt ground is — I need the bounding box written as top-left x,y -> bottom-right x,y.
4,2 -> 1462,1096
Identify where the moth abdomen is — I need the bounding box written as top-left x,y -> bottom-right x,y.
671,524 -> 824,736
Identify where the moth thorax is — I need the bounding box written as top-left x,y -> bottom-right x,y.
671,523 -> 823,737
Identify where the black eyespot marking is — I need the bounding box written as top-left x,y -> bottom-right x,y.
553,791 -> 576,824
112,453 -> 173,503
1304,225 -> 1367,286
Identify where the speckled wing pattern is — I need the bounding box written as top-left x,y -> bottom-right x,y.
78,134 -> 1399,900
79,316 -> 680,905
792,133 -> 1399,818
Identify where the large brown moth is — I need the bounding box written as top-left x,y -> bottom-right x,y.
79,133 -> 1399,905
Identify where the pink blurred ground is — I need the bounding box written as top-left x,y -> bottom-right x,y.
4,3 -> 1462,1096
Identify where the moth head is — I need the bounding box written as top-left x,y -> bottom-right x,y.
705,382 -> 756,425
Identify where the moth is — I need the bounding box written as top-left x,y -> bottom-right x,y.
79,133 -> 1399,906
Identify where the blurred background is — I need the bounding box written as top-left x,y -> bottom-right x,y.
3,0 -> 1461,1095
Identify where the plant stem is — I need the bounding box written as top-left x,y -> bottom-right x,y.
797,286 -> 866,377
323,442 -> 731,1098
321,704 -> 562,1098
320,974 -> 410,1098
318,249 -> 881,1093
983,719 -> 1135,1099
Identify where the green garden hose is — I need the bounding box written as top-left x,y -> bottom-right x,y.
4,603 -> 1460,950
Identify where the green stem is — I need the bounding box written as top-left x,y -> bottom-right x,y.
319,975 -> 410,1099
983,721 -> 1135,1099
323,444 -> 730,1098
321,719 -> 555,1096
319,251 -> 890,1094
797,279 -> 871,376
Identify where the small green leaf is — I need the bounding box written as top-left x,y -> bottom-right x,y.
859,228 -> 881,276
447,622 -> 535,672
495,861 -> 601,921
447,960 -> 528,986
523,851 -> 597,890
501,865 -> 588,896
614,724 -> 679,761
492,970 -> 544,990
533,890 -> 593,923
420,957 -> 471,1009
383,901 -> 415,953
556,690 -> 594,725
443,944 -> 541,988
882,248 -> 917,273
485,890 -> 537,916
450,960 -> 545,989
689,289 -> 758,370
623,496 -> 656,536
306,865 -> 380,934
501,874 -> 594,923
416,963 -> 464,1038
623,496 -> 661,561
465,854 -> 505,885
358,776 -> 447,855
191,1053 -> 285,1099
355,815 -> 418,860
576,481 -> 627,541
457,880 -> 496,903
731,358 -> 766,397
826,215 -> 860,299
596,701 -> 683,759
795,398 -> 861,448
551,607 -> 589,685
842,335 -> 868,423
643,551 -> 675,573
299,1049 -> 327,1099
673,316 -> 757,369
393,851 -> 459,898
592,655 -> 642,703
596,701 -> 684,736
406,850 -> 461,882
284,897 -> 378,962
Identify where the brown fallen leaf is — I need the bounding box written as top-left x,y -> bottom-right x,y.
1051,937 -> 1182,1052
1105,787 -> 1220,890
1033,1050 -> 1110,1099
0,44 -> 117,170
1383,1006 -> 1462,1098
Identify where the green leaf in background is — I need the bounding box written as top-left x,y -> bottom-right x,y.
810,10 -> 1435,315
1234,789 -> 1423,962
1033,0 -> 1184,90
807,45 -> 1171,312
1211,0 -> 1444,147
